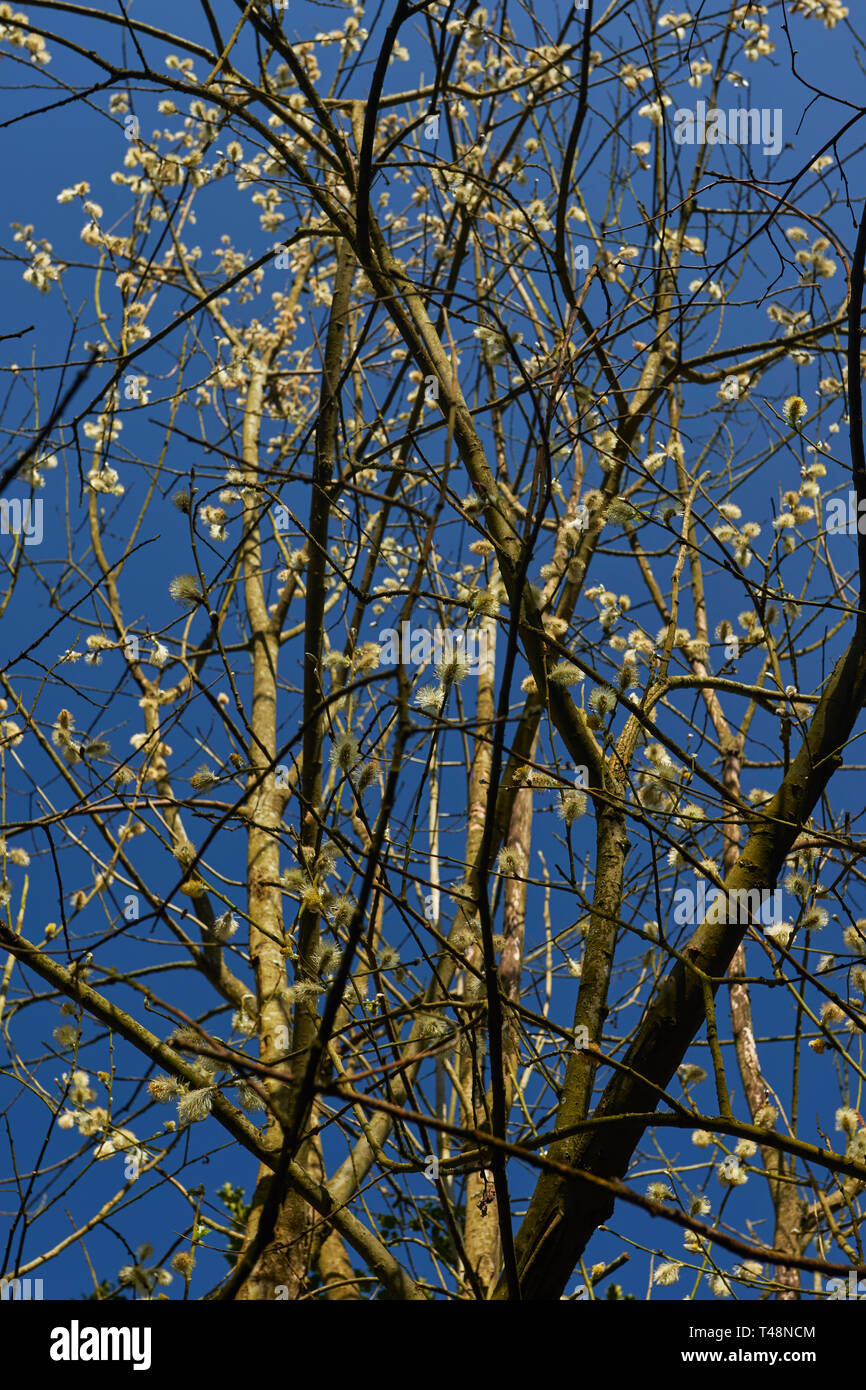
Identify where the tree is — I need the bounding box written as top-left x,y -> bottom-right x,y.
1,0 -> 865,1302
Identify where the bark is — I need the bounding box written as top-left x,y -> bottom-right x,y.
462,777 -> 533,1296
235,244 -> 356,1298
498,625 -> 866,1298
725,738 -> 804,1299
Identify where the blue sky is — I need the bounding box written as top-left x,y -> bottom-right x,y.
1,0 -> 865,1300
